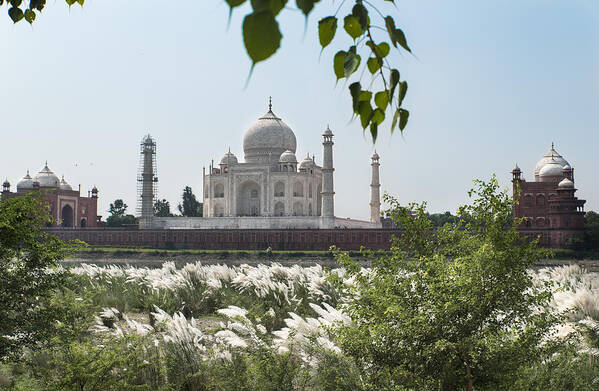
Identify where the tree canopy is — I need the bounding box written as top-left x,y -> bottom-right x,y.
334,176 -> 558,390
177,186 -> 203,217
106,199 -> 137,227
3,0 -> 411,142
0,194 -> 77,360
154,199 -> 174,217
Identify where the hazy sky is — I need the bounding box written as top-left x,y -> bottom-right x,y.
1,1 -> 598,220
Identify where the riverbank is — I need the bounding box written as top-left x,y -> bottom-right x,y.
63,246 -> 599,270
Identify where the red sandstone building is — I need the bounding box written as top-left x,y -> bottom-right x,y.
2,162 -> 99,228
512,145 -> 585,248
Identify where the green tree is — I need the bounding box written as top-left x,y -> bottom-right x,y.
427,211 -> 459,227
0,194 -> 78,360
177,186 -> 202,217
334,176 -> 558,390
3,0 -> 411,141
154,198 -> 174,217
106,199 -> 137,227
108,199 -> 127,217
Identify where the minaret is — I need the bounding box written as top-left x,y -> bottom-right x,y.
321,125 -> 335,222
138,135 -> 157,229
370,151 -> 381,223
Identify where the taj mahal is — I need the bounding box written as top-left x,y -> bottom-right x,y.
144,100 -> 383,230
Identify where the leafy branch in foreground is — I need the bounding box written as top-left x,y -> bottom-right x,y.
0,194 -> 81,360
4,0 -> 411,142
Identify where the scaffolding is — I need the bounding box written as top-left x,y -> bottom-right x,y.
137,134 -> 158,228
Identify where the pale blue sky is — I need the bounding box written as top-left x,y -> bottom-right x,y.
1,1 -> 598,220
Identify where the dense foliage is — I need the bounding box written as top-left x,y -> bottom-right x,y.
177,186 -> 203,217
0,195 -> 77,360
154,199 -> 174,217
106,199 -> 137,227
335,177 -> 562,389
3,0 -> 411,141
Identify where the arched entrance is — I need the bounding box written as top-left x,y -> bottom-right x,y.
237,181 -> 261,216
80,218 -> 87,228
274,201 -> 285,216
61,205 -> 73,227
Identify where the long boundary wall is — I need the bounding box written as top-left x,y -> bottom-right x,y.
46,228 -> 401,251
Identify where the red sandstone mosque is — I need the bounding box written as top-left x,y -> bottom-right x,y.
1,162 -> 99,228
512,144 -> 586,248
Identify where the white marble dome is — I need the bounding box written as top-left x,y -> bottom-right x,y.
243,108 -> 297,164
539,162 -> 564,177
34,163 -> 60,188
299,154 -> 314,170
220,151 -> 238,165
59,176 -> 73,191
279,150 -> 297,163
534,145 -> 569,176
559,178 -> 575,188
16,170 -> 34,191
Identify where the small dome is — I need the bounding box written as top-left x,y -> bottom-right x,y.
323,125 -> 333,136
220,150 -> 238,165
299,154 -> 314,169
512,163 -> 520,172
3,179 -> 10,187
372,151 -> 380,160
558,178 -> 575,188
243,104 -> 297,164
279,150 -> 297,163
142,134 -> 154,144
539,162 -> 564,177
534,144 -> 569,176
91,185 -> 98,193
59,175 -> 73,191
16,170 -> 34,191
34,162 -> 60,188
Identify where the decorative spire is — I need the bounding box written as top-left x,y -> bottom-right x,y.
268,96 -> 272,111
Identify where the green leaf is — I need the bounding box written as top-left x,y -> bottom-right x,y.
367,57 -> 381,74
243,11 -> 282,64
77,0 -> 84,5
8,7 -> 23,23
333,51 -> 346,80
391,108 -> 400,133
318,16 -> 337,49
343,15 -> 362,40
296,0 -> 319,16
358,101 -> 373,129
251,0 -> 286,15
370,122 -> 378,142
372,108 -> 385,125
30,0 -> 45,11
10,0 -> 22,6
366,41 -> 390,59
349,82 -> 361,113
389,69 -> 400,101
359,91 -> 372,102
24,8 -> 35,24
351,3 -> 368,30
374,91 -> 389,110
398,81 -> 408,106
343,46 -> 361,78
399,108 -> 409,131
65,0 -> 76,5
385,16 -> 411,53
226,0 -> 247,7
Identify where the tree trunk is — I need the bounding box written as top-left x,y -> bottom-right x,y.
465,362 -> 473,391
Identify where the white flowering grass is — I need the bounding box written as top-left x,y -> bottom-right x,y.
73,262 -> 599,366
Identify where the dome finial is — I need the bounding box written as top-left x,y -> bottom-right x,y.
552,142 -> 555,150
268,96 -> 272,112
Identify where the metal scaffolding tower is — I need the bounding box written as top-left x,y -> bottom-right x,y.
137,134 -> 158,229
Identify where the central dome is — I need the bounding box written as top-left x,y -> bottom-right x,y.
243,107 -> 297,164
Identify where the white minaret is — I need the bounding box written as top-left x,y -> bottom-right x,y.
370,151 -> 381,223
321,125 -> 335,223
138,135 -> 157,229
